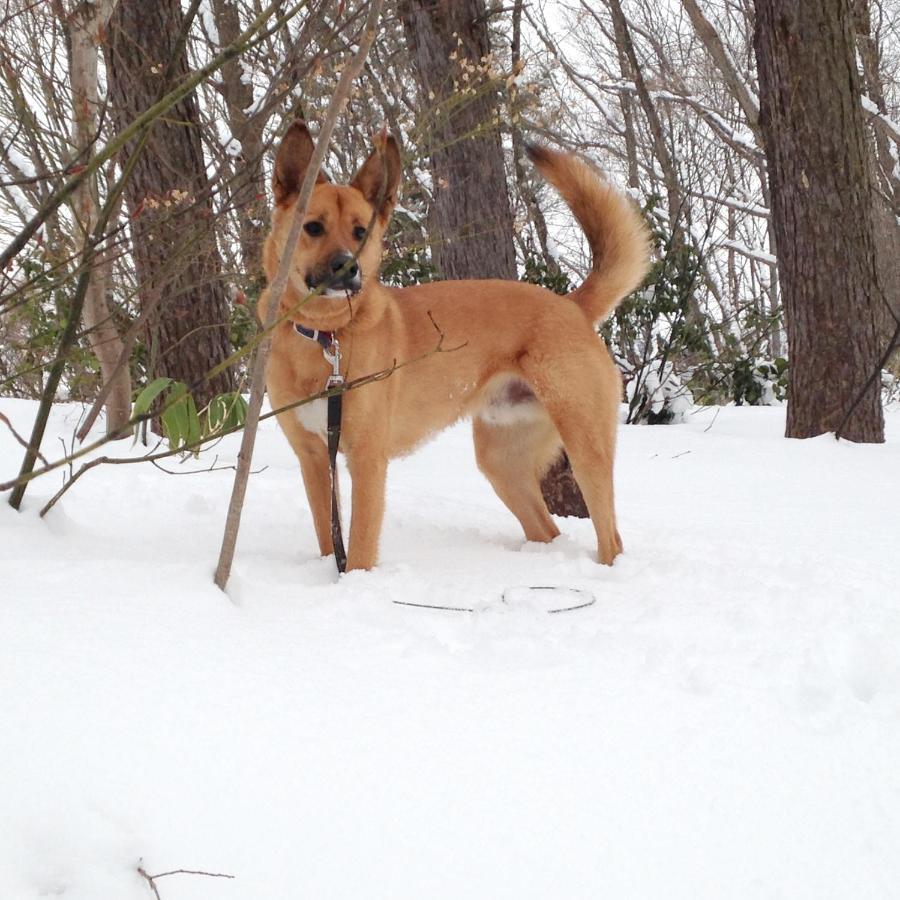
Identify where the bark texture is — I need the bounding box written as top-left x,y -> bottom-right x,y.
852,0 -> 900,351
400,0 -> 587,516
754,0 -> 884,442
106,0 -> 235,407
211,0 -> 267,283
398,0 -> 516,281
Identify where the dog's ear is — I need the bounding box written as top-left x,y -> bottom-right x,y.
273,120 -> 328,205
350,129 -> 402,220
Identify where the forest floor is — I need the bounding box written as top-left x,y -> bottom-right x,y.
2,398 -> 899,899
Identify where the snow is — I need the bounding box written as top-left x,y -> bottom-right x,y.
721,238 -> 777,266
2,398 -> 900,899
222,136 -> 243,159
861,94 -> 900,145
6,143 -> 36,179
199,0 -> 219,47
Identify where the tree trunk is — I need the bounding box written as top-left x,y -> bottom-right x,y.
400,0 -> 587,516
398,0 -> 516,280
211,0 -> 267,285
105,0 -> 235,409
608,0 -> 682,241
67,0 -> 133,437
851,0 -> 900,352
509,0 -> 558,276
754,0 -> 884,442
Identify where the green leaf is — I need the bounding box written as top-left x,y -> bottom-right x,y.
184,393 -> 201,457
206,392 -> 248,435
133,377 -> 173,419
224,393 -> 248,430
161,382 -> 189,451
207,394 -> 228,433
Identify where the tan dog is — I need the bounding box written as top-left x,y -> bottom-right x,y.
260,121 -> 650,572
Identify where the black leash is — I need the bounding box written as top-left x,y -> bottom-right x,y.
326,381 -> 347,574
295,322 -> 347,573
324,340 -> 347,574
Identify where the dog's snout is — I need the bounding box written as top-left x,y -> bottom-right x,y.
329,252 -> 359,287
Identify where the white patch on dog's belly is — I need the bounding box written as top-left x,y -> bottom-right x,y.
477,377 -> 545,427
295,398 -> 327,439
478,401 -> 546,427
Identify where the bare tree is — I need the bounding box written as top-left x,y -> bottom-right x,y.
755,0 -> 886,442
105,0 -> 236,408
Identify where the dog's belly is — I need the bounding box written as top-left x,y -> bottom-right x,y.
477,377 -> 545,426
295,397 -> 327,439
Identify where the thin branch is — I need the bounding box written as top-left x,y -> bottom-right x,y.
36,342 -> 459,518
137,864 -> 234,900
0,0 -> 310,274
0,410 -> 48,465
213,0 -> 386,592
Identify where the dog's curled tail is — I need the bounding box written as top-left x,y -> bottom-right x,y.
526,143 -> 651,324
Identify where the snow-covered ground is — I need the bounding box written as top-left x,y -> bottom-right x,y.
2,398 -> 899,899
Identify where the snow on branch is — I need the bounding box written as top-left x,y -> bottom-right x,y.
598,80 -> 763,161
861,95 -> 900,147
721,239 -> 776,266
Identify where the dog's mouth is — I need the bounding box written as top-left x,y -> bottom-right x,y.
305,264 -> 362,299
309,283 -> 360,299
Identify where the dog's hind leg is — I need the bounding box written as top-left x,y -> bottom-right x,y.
473,414 -> 561,544
518,344 -> 623,565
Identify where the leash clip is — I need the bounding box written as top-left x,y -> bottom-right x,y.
325,337 -> 343,388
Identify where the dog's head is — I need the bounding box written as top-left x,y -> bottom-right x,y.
264,120 -> 401,328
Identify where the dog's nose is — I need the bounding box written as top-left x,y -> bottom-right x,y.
328,252 -> 359,288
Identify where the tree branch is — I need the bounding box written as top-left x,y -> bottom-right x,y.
213,0 -> 386,592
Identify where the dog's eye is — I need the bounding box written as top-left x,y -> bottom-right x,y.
304,221 -> 324,237
352,225 -> 367,242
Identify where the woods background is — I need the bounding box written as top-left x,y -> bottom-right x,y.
1,0 -> 899,505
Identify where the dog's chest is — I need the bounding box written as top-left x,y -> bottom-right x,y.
295,397 -> 327,440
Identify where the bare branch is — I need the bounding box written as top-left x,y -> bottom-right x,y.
213,0 -> 387,592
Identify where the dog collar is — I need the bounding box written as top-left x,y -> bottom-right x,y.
294,322 -> 334,351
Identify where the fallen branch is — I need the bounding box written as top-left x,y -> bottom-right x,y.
137,864 -> 234,899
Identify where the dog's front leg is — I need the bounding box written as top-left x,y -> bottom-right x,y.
297,439 -> 336,559
345,451 -> 388,571
274,410 -> 335,558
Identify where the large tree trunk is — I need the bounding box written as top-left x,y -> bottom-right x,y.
399,0 -> 586,516
105,0 -> 235,409
398,0 -> 516,280
754,0 -> 884,442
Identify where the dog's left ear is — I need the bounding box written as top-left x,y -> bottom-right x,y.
350,129 -> 402,221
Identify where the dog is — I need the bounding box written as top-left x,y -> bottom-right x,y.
260,120 -> 650,572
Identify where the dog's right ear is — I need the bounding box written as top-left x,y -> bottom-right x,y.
273,120 -> 328,205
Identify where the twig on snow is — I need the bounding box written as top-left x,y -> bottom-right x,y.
137,864 -> 234,899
